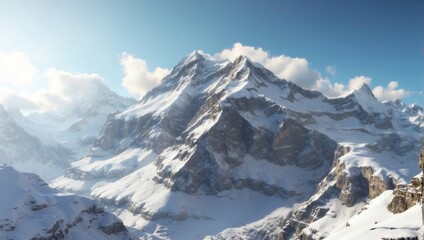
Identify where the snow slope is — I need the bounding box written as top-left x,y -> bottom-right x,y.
0,166 -> 133,240
324,191 -> 421,240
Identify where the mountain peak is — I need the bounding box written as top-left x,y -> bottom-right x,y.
354,83 -> 373,95
184,50 -> 214,63
233,55 -> 255,67
352,83 -> 377,100
170,50 -> 216,76
233,55 -> 268,71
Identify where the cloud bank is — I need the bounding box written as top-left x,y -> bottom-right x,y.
0,53 -> 114,112
373,81 -> 409,102
0,47 -> 411,114
0,52 -> 37,87
33,69 -> 107,111
120,53 -> 170,99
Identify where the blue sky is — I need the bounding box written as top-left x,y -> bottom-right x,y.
0,0 -> 422,109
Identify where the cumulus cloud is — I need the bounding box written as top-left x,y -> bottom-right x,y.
0,87 -> 38,111
45,69 -> 105,100
214,42 -> 322,90
28,69 -> 108,111
0,68 -> 112,112
348,76 -> 372,91
0,51 -> 122,113
317,76 -> 373,98
372,81 -> 409,102
120,53 -> 170,98
326,65 -> 336,76
0,51 -> 37,87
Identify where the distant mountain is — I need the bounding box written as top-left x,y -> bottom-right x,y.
0,166 -> 132,240
0,105 -> 72,181
52,51 -> 423,239
0,83 -> 136,181
16,81 -> 136,159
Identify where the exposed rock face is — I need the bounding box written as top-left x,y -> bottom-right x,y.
275,152 -> 398,239
387,184 -> 421,214
387,151 -> 424,214
270,118 -> 336,169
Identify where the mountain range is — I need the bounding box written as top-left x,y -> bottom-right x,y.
2,51 -> 423,239
0,82 -> 135,181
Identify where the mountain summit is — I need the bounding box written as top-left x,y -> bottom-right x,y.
53,52 -> 423,239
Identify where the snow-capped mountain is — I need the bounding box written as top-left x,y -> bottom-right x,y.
0,105 -> 72,181
1,83 -> 136,182
0,166 -> 132,240
15,81 -> 136,160
52,51 -> 424,239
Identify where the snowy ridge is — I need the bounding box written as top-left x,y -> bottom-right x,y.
0,105 -> 72,181
52,51 -> 423,239
0,166 -> 133,240
0,83 -> 135,182
18,84 -> 136,159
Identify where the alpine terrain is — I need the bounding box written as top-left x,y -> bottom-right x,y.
0,166 -> 133,240
0,81 -> 135,181
51,51 -> 423,239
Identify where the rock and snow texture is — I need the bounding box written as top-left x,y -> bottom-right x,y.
0,105 -> 72,181
0,166 -> 132,240
0,84 -> 135,182
52,51 -> 424,239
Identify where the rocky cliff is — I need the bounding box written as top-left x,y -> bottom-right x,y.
388,150 -> 423,214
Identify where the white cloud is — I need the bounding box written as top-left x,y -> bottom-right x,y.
0,52 -> 37,87
326,65 -> 336,76
214,42 -> 322,90
317,76 -> 410,102
45,69 -> 105,101
314,79 -> 345,98
120,53 -> 170,99
348,76 -> 372,91
0,51 -> 123,113
0,68 -> 113,112
317,76 -> 373,98
29,69 -> 108,111
372,81 -> 409,102
0,91 -> 39,111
